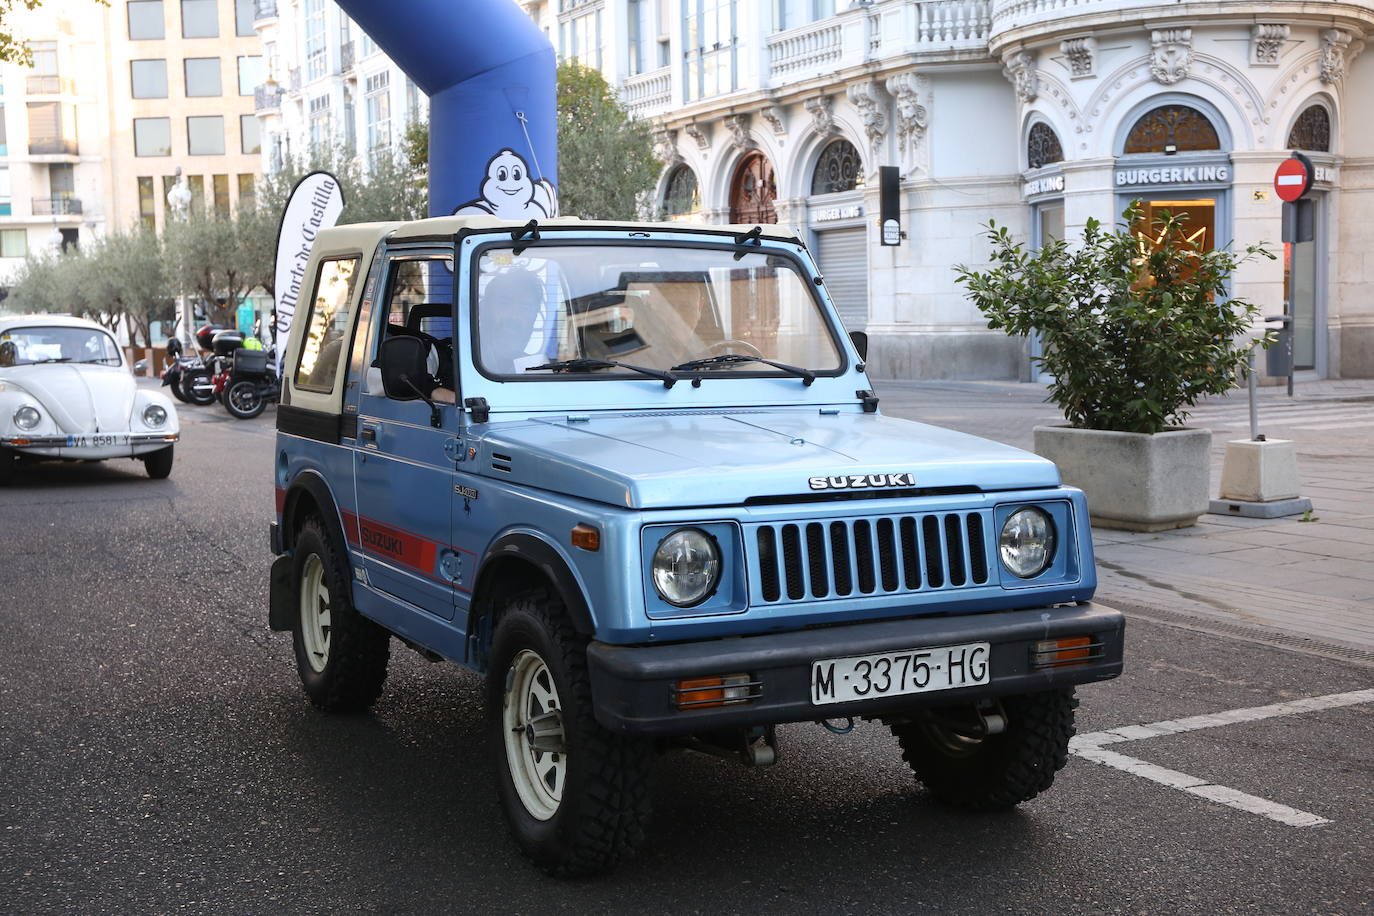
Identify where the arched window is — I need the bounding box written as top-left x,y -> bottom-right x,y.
1123,105 -> 1220,154
1287,104 -> 1331,152
1026,122 -> 1063,170
810,138 -> 864,195
662,165 -> 700,219
729,152 -> 778,224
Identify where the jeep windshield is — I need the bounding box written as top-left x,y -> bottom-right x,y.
472,242 -> 845,381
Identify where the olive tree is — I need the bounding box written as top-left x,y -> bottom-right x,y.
556,62 -> 660,220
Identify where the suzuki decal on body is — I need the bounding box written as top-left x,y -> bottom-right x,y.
808,473 -> 917,490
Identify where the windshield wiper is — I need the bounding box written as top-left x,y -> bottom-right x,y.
671,353 -> 815,386
77,358 -> 120,364
526,357 -> 677,389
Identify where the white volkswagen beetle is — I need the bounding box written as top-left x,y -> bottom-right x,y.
0,314 -> 180,483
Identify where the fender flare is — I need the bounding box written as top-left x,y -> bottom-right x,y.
272,471 -> 352,632
472,533 -> 595,637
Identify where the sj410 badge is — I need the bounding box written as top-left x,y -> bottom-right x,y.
808,473 -> 916,491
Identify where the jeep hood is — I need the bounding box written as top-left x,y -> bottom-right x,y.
479,411 -> 1059,509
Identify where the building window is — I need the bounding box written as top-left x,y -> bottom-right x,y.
1027,122 -> 1063,170
187,115 -> 224,154
1287,104 -> 1330,153
308,94 -> 331,150
49,163 -> 74,204
0,167 -> 10,217
661,165 -> 700,219
405,77 -> 421,121
28,41 -> 57,76
181,0 -> 218,38
776,0 -> 838,30
560,9 -> 602,68
729,152 -> 777,224
240,113 -> 260,154
184,57 -> 221,96
128,0 -> 165,39
131,59 -> 168,98
811,138 -> 863,195
365,71 -> 390,152
304,0 -> 326,81
0,229 -> 27,258
684,0 -> 736,102
135,117 -> 172,156
1123,105 -> 1220,155
234,0 -> 255,36
138,176 -> 156,230
237,173 -> 255,209
628,0 -> 650,75
187,174 -> 205,213
0,104 -> 9,156
212,173 -> 230,214
29,101 -> 76,155
237,55 -> 263,96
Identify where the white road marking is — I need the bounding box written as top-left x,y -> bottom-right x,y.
1283,420 -> 1374,431
1070,689 -> 1374,827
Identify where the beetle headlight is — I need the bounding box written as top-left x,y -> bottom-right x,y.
143,404 -> 168,428
13,405 -> 41,430
651,527 -> 721,607
999,507 -> 1056,579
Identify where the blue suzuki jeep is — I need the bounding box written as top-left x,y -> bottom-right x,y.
269,216 -> 1124,876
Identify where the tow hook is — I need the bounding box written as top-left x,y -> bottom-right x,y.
925,699 -> 1007,738
677,725 -> 779,767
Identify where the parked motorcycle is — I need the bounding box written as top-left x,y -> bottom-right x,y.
221,346 -> 279,419
177,325 -> 225,406
159,337 -> 190,403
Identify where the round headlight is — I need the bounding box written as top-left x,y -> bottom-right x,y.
999,507 -> 1056,579
651,527 -> 721,607
143,404 -> 168,428
13,405 -> 41,430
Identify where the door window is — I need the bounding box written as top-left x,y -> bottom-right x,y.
294,256 -> 361,393
370,254 -> 455,398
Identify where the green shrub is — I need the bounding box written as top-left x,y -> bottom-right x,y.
955,202 -> 1274,434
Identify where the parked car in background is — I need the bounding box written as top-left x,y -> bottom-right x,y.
0,315 -> 180,483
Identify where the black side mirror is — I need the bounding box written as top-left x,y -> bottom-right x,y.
378,335 -> 429,401
849,330 -> 869,362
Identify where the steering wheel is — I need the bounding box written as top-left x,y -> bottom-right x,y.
707,338 -> 765,359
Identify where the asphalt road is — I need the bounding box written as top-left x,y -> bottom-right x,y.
2,397 -> 1371,915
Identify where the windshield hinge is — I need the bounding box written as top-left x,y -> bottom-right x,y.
856,389 -> 880,413
512,219 -> 540,255
464,397 -> 491,424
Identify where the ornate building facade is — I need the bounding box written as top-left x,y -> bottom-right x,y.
524,0 -> 1374,380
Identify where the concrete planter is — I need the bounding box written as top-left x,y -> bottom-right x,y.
1033,425 -> 1212,531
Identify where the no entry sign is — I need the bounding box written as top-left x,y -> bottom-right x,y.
1274,154 -> 1313,202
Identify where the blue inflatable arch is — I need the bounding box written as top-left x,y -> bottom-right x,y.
335,0 -> 558,219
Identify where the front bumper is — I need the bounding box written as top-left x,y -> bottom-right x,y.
1,431 -> 178,459
587,602 -> 1124,735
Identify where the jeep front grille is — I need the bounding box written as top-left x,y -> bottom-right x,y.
752,512 -> 991,604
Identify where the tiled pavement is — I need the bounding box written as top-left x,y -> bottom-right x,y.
877,377 -> 1374,660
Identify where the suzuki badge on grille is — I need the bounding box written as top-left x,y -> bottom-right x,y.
808,473 -> 916,491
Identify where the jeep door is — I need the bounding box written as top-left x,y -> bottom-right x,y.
349,247 -> 462,622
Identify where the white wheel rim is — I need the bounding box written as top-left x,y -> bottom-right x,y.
502,648 -> 566,821
299,554 -> 331,673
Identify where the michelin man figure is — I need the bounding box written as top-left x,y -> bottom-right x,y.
454,149 -> 559,219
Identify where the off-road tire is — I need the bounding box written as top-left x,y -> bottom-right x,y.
142,445 -> 174,479
891,689 -> 1078,811
487,590 -> 654,878
223,380 -> 266,419
291,517 -> 390,712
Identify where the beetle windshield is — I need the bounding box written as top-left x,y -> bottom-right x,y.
473,243 -> 844,380
0,325 -> 123,367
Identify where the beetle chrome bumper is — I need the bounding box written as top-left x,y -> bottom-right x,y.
586,602 -> 1124,736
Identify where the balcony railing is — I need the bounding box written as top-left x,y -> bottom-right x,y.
28,138 -> 78,156
340,41 -> 355,73
33,197 -> 83,216
764,0 -> 992,88
767,20 -> 843,78
255,84 -> 283,111
26,75 -> 75,95
255,0 -> 278,20
622,67 -> 671,119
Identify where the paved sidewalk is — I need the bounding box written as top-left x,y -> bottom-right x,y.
876,376 -> 1374,661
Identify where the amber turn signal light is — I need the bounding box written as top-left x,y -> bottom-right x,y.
674,673 -> 755,709
571,523 -> 600,551
1031,636 -> 1096,669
